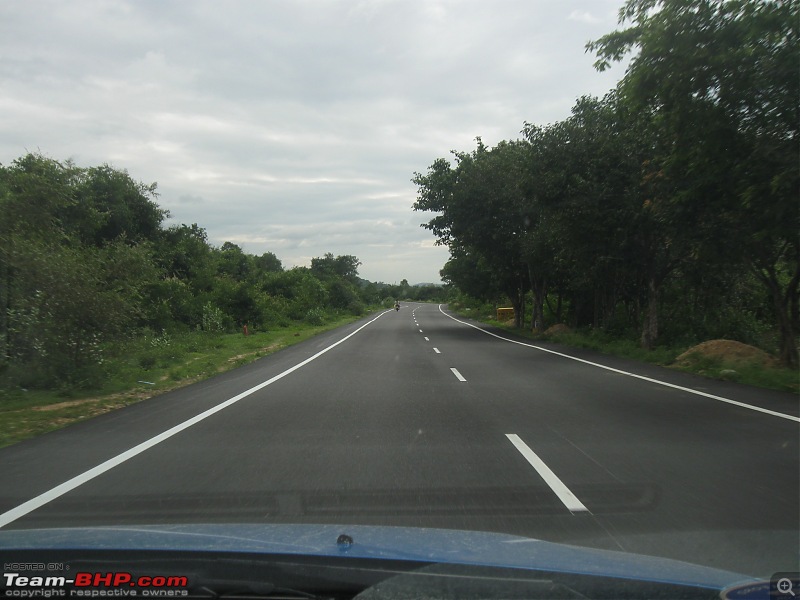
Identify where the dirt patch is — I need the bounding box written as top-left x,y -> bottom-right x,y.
31,388 -> 157,413
226,343 -> 284,364
674,339 -> 777,368
544,323 -> 572,336
31,398 -> 98,412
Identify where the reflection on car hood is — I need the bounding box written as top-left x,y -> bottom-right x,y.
0,523 -> 756,590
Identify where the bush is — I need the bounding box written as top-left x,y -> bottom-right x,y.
304,308 -> 325,325
201,302 -> 226,332
138,354 -> 157,370
347,300 -> 365,315
149,329 -> 171,348
328,280 -> 360,310
256,295 -> 291,328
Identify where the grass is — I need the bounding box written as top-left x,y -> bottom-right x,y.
458,311 -> 798,395
669,350 -> 799,392
0,312 -> 371,449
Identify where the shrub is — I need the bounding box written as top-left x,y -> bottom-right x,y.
138,354 -> 157,370
149,329 -> 171,348
201,302 -> 226,332
304,308 -> 325,325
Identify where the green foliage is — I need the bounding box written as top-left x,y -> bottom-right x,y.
304,308 -> 326,325
414,0 -> 798,365
254,251 -> 282,273
327,279 -> 365,315
0,153 -> 405,395
311,253 -> 361,283
587,0 -> 799,363
138,354 -> 157,370
261,268 -> 329,320
201,303 -> 226,333
216,242 -> 252,281
2,239 -> 152,387
77,164 -> 167,245
413,139 -> 533,326
149,329 -> 172,349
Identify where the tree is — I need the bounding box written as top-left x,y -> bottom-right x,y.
522,95 -> 664,337
254,251 -> 283,273
589,0 -> 800,363
413,139 -> 532,327
216,241 -> 252,281
156,224 -> 214,284
311,253 -> 362,283
77,164 -> 167,245
4,238 -> 158,386
262,268 -> 328,320
439,248 -> 504,304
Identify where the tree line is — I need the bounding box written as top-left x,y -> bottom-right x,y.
0,153 -> 446,389
413,0 -> 798,366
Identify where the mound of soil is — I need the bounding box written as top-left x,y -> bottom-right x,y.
544,323 -> 572,336
675,339 -> 776,368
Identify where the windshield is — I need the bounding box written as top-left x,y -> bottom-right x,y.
0,0 -> 798,597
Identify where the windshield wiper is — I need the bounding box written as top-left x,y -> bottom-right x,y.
191,578 -> 332,600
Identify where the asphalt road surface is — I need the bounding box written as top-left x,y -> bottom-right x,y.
0,303 -> 797,577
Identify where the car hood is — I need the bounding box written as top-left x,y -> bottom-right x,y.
0,523 -> 758,591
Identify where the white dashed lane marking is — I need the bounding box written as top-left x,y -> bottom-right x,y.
506,434 -> 589,514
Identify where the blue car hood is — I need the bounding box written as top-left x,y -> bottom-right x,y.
0,523 -> 757,591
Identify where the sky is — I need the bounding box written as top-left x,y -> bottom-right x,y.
0,0 -> 631,285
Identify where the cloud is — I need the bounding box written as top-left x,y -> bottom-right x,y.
175,194 -> 206,205
568,9 -> 602,24
0,0 -> 629,284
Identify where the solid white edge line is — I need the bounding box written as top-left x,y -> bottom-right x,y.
438,305 -> 799,423
450,367 -> 466,382
506,434 -> 589,513
0,310 -> 394,530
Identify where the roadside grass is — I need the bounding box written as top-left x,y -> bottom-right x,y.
0,311 -> 373,449
457,312 -> 799,395
669,351 -> 798,392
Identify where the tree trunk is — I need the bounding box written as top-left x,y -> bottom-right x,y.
593,288 -> 601,329
511,294 -> 523,329
765,273 -> 799,368
640,274 -> 659,350
555,292 -> 562,322
527,264 -> 546,332
530,296 -> 543,332
775,304 -> 798,368
752,256 -> 799,368
533,289 -> 544,332
545,291 -> 563,323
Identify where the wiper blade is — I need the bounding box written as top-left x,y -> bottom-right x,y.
192,579 -> 332,600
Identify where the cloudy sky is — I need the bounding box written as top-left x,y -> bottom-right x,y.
1,0 -> 630,284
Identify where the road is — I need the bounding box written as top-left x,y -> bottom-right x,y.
0,303 -> 797,577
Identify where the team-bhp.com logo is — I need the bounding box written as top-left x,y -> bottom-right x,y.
3,569 -> 189,597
